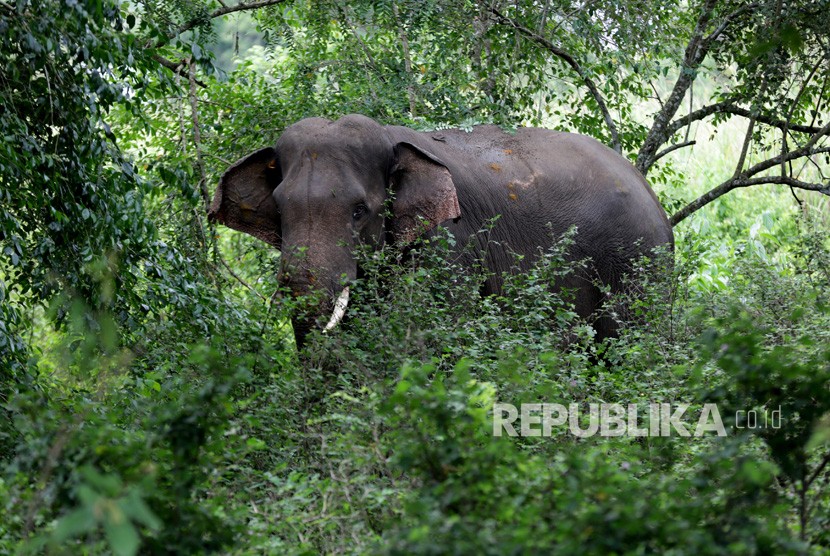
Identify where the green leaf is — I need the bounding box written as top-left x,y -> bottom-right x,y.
246,437 -> 267,450
104,518 -> 140,556
121,492 -> 162,531
53,507 -> 96,542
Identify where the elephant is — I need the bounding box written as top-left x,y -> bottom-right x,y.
208,114 -> 674,348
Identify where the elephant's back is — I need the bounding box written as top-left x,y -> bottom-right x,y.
516,129 -> 672,248
388,124 -> 673,260
439,128 -> 668,234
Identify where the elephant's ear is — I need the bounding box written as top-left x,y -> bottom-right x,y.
389,142 -> 461,243
208,147 -> 282,247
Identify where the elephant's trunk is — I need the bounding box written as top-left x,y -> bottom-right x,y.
323,287 -> 350,331
279,247 -> 355,346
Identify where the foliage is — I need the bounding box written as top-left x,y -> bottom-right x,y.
201,219 -> 827,554
0,0 -> 155,318
2,0 -> 830,554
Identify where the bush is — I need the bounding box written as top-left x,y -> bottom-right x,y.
3,215 -> 829,554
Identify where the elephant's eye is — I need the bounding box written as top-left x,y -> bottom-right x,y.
352,202 -> 369,221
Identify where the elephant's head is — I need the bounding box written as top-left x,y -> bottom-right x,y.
208,115 -> 461,347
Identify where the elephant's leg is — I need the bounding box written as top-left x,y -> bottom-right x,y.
567,275 -> 620,343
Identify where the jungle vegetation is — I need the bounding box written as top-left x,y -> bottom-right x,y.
1,0 -> 829,553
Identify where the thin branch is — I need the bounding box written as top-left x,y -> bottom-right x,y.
782,58 -> 824,177
23,422 -> 78,537
653,140 -> 697,162
649,80 -> 665,111
153,54 -> 207,87
666,101 -> 826,137
187,58 -> 210,210
808,73 -> 829,130
489,7 -> 621,153
738,176 -> 828,191
203,151 -> 234,167
337,3 -> 386,92
393,1 -> 417,116
505,7 -> 520,103
733,117 -> 756,179
742,121 -> 830,177
799,478 -> 809,543
217,255 -> 267,301
160,0 -> 289,45
685,78 -> 694,143
805,451 -> 830,489
704,2 -> 760,43
745,147 -> 830,179
549,0 -> 597,37
636,0 -> 723,174
147,1 -> 287,84
798,450 -> 830,542
797,142 -> 829,180
789,183 -> 804,206
537,0 -> 551,33
175,66 -> 187,154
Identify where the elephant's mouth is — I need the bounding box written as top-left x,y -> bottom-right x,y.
289,286 -> 350,349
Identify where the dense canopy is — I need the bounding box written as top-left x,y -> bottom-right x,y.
1,0 -> 829,553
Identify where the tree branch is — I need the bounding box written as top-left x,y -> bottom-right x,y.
489,7 -> 621,154
805,451 -> 830,490
732,116 -> 756,179
217,255 -> 268,302
636,0 -> 721,175
742,121 -> 830,178
649,80 -> 665,111
153,54 -> 207,87
671,175 -> 830,226
148,0 -> 288,82
671,118 -> 830,225
160,0 -> 289,45
653,140 -> 696,162
393,1 -> 417,116
666,101 -> 826,137
743,147 -> 830,181
187,57 -> 210,211
704,2 -> 760,43
783,58 -> 826,177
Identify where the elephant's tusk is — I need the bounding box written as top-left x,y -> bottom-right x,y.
323,287 -> 350,332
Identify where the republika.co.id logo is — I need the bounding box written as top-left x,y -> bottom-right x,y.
492,403 -> 783,438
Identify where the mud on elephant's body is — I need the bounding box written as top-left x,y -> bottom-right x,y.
209,114 -> 674,348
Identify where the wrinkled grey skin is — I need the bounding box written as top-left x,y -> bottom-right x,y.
209,114 -> 673,348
